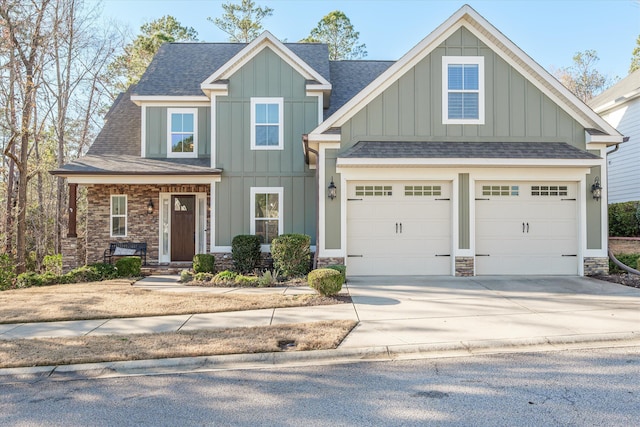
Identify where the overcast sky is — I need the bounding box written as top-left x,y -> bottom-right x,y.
97,0 -> 640,80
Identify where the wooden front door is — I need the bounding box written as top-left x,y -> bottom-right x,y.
171,195 -> 195,261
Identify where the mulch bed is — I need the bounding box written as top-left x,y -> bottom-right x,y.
591,274 -> 640,289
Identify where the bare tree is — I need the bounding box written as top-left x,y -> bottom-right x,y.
555,50 -> 611,103
0,0 -> 52,273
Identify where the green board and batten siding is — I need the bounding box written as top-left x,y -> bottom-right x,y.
145,107 -> 211,157
215,48 -> 318,246
329,26 -> 600,250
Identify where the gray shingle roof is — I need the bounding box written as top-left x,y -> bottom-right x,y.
51,155 -> 221,175
339,141 -> 601,159
134,42 -> 331,96
326,60 -> 394,118
86,88 -> 140,156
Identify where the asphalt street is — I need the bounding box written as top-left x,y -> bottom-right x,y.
2,345 -> 639,426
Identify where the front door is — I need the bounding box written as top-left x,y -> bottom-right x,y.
171,195 -> 195,261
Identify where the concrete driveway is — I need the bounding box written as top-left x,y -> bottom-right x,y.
340,276 -> 640,352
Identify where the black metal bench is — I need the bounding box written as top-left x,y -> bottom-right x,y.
103,242 -> 147,265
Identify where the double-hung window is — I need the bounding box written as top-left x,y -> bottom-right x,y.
250,187 -> 283,246
442,56 -> 484,124
251,98 -> 284,150
110,195 -> 127,237
167,108 -> 197,157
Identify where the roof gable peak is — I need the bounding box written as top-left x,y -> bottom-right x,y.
201,31 -> 330,91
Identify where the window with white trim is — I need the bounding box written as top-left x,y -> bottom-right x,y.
250,98 -> 284,150
250,187 -> 283,245
167,108 -> 197,157
482,185 -> 519,196
442,56 -> 484,124
110,195 -> 127,237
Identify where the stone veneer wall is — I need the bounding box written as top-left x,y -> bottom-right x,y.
85,184 -> 163,265
316,257 -> 345,268
583,257 -> 609,276
609,237 -> 640,254
61,237 -> 79,273
455,256 -> 474,276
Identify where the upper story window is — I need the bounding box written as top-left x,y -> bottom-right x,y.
168,108 -> 197,158
251,97 -> 284,150
442,56 -> 484,125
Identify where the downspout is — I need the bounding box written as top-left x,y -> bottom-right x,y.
606,136 -> 637,274
303,134 -> 319,270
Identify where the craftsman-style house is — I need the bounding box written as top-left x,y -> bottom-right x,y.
52,5 -> 623,276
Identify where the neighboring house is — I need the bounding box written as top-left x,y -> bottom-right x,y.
589,69 -> 639,203
52,5 -> 623,276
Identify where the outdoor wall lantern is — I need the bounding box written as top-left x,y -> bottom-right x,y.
328,177 -> 337,200
591,176 -> 602,201
147,198 -> 154,214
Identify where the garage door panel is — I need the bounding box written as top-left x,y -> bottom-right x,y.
475,181 -> 578,275
347,181 -> 451,276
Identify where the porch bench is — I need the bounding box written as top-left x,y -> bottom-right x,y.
103,242 -> 147,266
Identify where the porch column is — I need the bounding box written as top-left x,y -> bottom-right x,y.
68,183 -> 77,238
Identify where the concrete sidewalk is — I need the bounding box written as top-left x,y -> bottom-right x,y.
0,275 -> 358,340
2,275 -> 640,380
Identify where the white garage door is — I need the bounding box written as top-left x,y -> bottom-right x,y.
475,182 -> 578,275
347,181 -> 451,275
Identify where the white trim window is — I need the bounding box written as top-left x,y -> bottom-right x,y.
250,187 -> 283,246
167,108 -> 198,157
250,98 -> 284,150
110,195 -> 127,237
442,56 -> 484,124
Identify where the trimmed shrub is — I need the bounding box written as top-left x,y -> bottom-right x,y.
609,202 -> 640,237
0,254 -> 16,291
180,270 -> 193,283
193,254 -> 215,273
610,253 -> 640,274
234,275 -> 260,286
115,256 -> 142,277
15,272 -> 43,288
325,264 -> 346,284
88,263 -> 119,280
43,254 -> 63,275
232,235 -> 262,274
271,234 -> 311,278
308,268 -> 343,296
213,270 -> 238,284
194,272 -> 214,282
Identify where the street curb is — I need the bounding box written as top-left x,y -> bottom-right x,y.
1,331 -> 639,383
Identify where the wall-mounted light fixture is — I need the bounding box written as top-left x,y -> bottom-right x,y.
328,177 -> 337,200
147,198 -> 154,214
591,176 -> 602,201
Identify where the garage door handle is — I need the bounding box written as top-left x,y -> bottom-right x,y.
400,223 -> 402,233
562,254 -> 577,257
396,222 -> 398,233
522,222 -> 525,233
347,255 -> 363,258
526,222 -> 529,233
436,254 -> 451,257
476,254 -> 490,257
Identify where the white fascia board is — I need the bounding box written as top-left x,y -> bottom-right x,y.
336,158 -> 602,168
586,132 -> 625,145
592,89 -> 640,114
309,5 -> 621,139
307,134 -> 341,143
201,31 -> 330,87
305,84 -> 332,92
200,83 -> 229,93
66,175 -> 222,185
130,95 -> 211,106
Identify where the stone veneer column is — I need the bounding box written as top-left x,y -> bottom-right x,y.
455,256 -> 474,276
583,257 -> 609,276
61,237 -> 78,273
